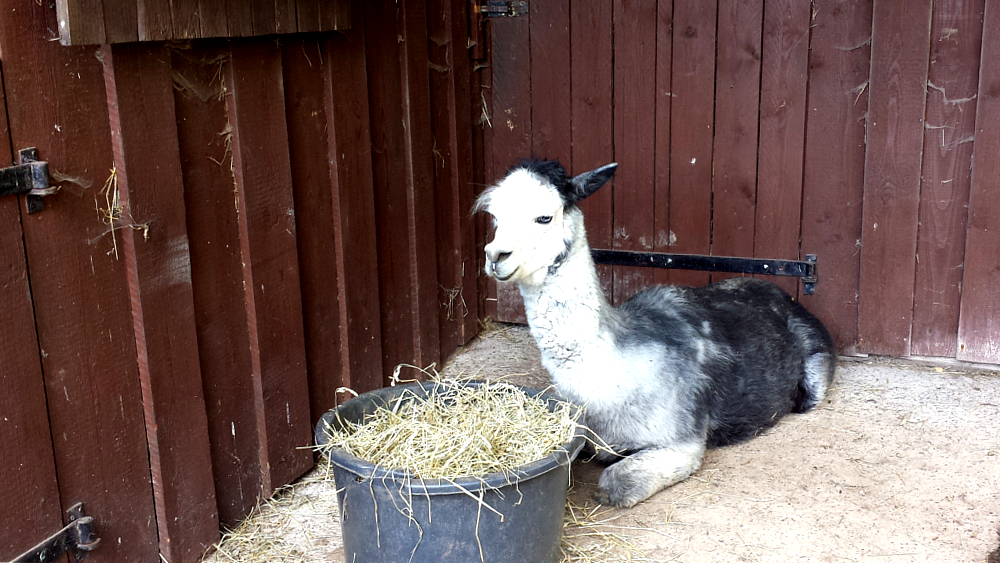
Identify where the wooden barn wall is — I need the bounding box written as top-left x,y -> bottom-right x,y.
485,0 -> 1000,365
0,0 -> 479,561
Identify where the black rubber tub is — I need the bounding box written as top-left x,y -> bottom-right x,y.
314,381 -> 586,563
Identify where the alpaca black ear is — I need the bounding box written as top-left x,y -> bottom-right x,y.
568,163 -> 617,203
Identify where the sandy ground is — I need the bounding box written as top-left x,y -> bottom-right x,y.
203,323 -> 1000,563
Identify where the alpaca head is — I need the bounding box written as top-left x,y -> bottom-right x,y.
475,159 -> 617,285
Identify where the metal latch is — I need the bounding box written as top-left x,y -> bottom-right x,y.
0,147 -> 55,214
479,1 -> 528,17
8,503 -> 100,563
591,250 -> 821,295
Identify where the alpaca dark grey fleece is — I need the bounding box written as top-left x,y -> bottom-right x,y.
476,159 -> 836,508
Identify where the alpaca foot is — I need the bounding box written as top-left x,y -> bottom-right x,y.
593,445 -> 704,508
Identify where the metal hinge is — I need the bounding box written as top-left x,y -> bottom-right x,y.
478,1 -> 528,17
591,250 -> 821,295
9,503 -> 101,563
468,0 -> 527,60
0,147 -> 55,214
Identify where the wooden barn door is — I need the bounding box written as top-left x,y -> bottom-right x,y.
0,5 -> 209,563
484,0 -> 1000,365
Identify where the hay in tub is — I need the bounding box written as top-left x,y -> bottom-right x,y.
319,371 -> 580,481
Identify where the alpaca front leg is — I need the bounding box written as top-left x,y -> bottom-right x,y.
594,443 -> 705,508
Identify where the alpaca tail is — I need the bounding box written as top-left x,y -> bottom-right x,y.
788,314 -> 837,413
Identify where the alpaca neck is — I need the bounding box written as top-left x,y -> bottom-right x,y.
517,237 -> 613,369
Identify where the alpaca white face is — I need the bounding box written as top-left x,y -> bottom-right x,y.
479,169 -> 573,285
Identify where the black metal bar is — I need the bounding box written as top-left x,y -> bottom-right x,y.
481,0 -> 528,17
591,250 -> 819,295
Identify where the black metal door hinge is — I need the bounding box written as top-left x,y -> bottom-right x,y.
0,147 -> 55,214
9,503 -> 100,563
592,250 -> 820,295
478,1 -> 528,17
469,1 -> 528,60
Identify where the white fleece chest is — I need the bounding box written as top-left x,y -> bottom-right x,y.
522,275 -> 638,409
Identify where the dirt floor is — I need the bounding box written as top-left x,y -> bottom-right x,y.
204,323 -> 1000,563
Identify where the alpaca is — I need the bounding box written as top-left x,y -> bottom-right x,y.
474,159 -> 836,508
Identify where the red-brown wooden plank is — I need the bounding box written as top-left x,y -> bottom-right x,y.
323,11 -> 385,394
652,0 -> 673,288
280,34 -> 367,423
530,0 -> 571,164
319,0 -> 351,31
668,0 -> 716,288
477,23 -> 496,321
712,0 -> 763,283
526,0 -> 576,312
571,0 -> 615,296
227,39 -> 314,488
530,0 -> 573,304
0,222 -> 63,562
55,0 -> 107,45
428,0 -> 479,358
137,0 -> 172,40
364,0 -> 442,373
226,0 -> 253,36
799,0 -> 872,354
103,0 -> 139,43
199,0 -> 229,37
102,43 -> 219,562
529,0 -> 571,322
281,34 -> 346,417
171,0 -> 203,38
251,0 -> 278,35
857,0 -> 933,356
754,0 -> 810,297
957,0 -> 1000,363
911,0 -> 985,357
0,96 -> 63,560
297,0 -> 322,32
611,0 -> 657,303
172,42 -> 265,527
486,10 -> 531,323
0,3 -> 159,561
276,0 -> 296,33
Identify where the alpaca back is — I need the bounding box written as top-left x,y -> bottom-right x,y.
618,277 -> 835,447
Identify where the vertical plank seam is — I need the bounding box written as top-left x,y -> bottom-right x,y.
752,0 -> 766,263
665,0 -> 675,264
323,36 -> 353,390
568,0 -> 574,174
528,0 -> 534,155
857,3 -> 877,347
400,4 -> 426,365
904,1 -> 936,356
610,0 -> 616,304
796,2 -> 819,300
101,44 -> 170,562
223,47 -> 273,495
1,140 -> 68,557
709,0 -> 721,256
956,0 -> 995,357
653,0 -> 659,258
909,0 -> 941,356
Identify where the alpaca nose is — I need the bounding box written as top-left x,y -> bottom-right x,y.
485,246 -> 512,264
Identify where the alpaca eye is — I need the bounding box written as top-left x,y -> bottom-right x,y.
535,216 -> 553,225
